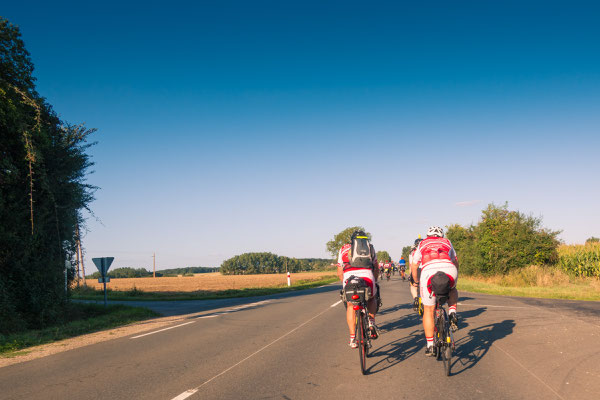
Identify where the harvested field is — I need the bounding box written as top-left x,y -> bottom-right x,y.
83,272 -> 336,293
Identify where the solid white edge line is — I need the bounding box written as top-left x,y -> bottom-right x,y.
330,300 -> 342,308
170,389 -> 198,400
130,321 -> 196,339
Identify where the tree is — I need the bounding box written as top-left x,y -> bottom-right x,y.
446,203 -> 560,275
376,251 -> 391,263
401,246 -> 412,263
1,18 -> 96,333
326,226 -> 371,258
586,237 -> 599,244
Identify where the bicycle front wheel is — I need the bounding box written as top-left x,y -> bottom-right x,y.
441,311 -> 451,376
356,310 -> 367,375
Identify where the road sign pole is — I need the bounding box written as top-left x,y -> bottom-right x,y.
103,280 -> 107,307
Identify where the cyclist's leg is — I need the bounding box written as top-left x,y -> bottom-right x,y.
420,269 -> 436,353
346,302 -> 356,335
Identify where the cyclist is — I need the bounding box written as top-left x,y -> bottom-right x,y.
411,226 -> 459,356
337,230 -> 380,348
408,237 -> 423,311
398,257 -> 407,280
384,262 -> 391,280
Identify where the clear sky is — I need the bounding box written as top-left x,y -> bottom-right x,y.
4,1 -> 599,270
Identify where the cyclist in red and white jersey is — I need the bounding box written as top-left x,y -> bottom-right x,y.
337,231 -> 380,348
411,226 -> 459,356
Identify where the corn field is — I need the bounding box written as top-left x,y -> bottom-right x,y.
558,243 -> 600,277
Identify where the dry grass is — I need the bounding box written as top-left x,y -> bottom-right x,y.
460,265 -> 600,301
83,271 -> 336,293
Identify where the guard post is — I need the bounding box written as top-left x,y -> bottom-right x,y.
92,257 -> 114,307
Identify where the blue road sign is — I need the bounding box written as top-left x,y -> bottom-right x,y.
92,257 -> 114,277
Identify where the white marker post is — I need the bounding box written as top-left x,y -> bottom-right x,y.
287,271 -> 291,287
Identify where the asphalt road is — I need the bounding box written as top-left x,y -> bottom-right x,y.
2,276 -> 599,400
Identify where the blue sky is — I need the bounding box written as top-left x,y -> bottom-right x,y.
4,1 -> 599,269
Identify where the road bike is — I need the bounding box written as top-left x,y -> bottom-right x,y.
432,293 -> 455,376
344,276 -> 373,375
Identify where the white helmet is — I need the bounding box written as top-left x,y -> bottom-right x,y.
427,226 -> 444,237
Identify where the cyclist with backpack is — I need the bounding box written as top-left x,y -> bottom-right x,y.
337,230 -> 380,348
410,226 -> 459,356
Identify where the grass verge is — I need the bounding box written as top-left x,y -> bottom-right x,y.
70,276 -> 339,301
0,303 -> 159,356
458,265 -> 600,301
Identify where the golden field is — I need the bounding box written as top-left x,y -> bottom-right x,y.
83,271 -> 337,292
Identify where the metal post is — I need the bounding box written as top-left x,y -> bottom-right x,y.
103,279 -> 107,307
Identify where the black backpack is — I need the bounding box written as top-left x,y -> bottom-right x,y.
349,231 -> 373,269
427,271 -> 451,297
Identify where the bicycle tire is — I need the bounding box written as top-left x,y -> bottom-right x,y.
440,310 -> 451,376
356,310 -> 367,375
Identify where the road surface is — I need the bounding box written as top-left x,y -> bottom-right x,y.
2,276 -> 599,400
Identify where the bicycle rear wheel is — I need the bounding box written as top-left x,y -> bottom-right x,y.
356,310 -> 367,375
440,311 -> 451,376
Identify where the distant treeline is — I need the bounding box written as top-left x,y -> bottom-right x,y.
87,266 -> 219,279
220,252 -> 333,275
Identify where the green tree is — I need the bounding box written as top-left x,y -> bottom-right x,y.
446,203 -> 560,275
401,246 -> 412,263
586,237 -> 600,244
326,226 -> 371,258
1,18 -> 96,334
376,251 -> 391,263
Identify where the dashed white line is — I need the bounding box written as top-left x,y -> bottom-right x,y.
170,302 -> 335,399
330,300 -> 342,308
170,389 -> 198,400
130,321 -> 196,339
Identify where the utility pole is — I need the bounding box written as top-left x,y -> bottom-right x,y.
76,222 -> 86,285
153,252 -> 156,278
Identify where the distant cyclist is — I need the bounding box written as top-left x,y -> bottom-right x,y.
408,237 -> 423,311
337,230 -> 380,348
411,226 -> 459,356
398,257 -> 407,281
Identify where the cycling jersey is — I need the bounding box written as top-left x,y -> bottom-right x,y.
412,237 -> 457,270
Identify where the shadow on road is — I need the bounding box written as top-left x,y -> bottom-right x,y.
451,319 -> 516,375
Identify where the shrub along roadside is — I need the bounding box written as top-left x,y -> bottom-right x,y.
0,303 -> 159,356
71,276 -> 339,301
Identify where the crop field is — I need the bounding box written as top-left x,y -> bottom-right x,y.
558,242 -> 600,277
82,271 -> 337,292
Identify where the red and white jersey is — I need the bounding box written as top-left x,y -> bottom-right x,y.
384,262 -> 391,269
412,236 -> 457,270
337,243 -> 351,265
338,243 -> 377,272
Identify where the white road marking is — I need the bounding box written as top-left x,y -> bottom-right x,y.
130,321 -> 196,339
170,389 -> 198,400
457,302 -> 529,309
494,343 -> 566,400
132,301 -> 272,339
171,302 -> 335,398
330,300 -> 342,308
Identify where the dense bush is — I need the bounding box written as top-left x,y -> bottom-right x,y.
446,203 -> 560,275
220,252 -> 332,275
